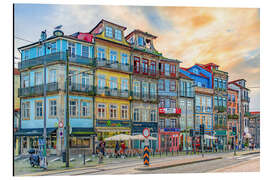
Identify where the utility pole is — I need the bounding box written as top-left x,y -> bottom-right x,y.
65,48 -> 70,167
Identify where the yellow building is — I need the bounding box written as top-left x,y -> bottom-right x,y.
14,68 -> 20,155
90,20 -> 132,143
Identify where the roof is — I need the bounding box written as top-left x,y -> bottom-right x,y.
229,82 -> 250,91
125,29 -> 157,40
194,63 -> 212,73
180,67 -> 209,79
229,79 -> 246,84
228,88 -> 239,92
89,19 -> 127,34
179,72 -> 193,80
160,58 -> 182,64
14,68 -> 20,75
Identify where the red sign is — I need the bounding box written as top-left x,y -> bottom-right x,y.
159,108 -> 181,114
58,121 -> 64,128
143,128 -> 150,138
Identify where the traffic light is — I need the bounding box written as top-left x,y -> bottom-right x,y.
189,129 -> 194,137
200,124 -> 205,135
232,127 -> 237,136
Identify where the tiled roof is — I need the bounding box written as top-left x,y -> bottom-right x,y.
179,72 -> 193,80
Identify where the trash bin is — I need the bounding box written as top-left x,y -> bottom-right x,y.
62,151 -> 66,162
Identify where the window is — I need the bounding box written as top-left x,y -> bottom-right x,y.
228,108 -> 231,115
82,46 -> 89,57
165,64 -> 170,76
69,100 -> 77,117
49,69 -> 57,83
82,72 -> 89,88
97,104 -> 106,118
196,96 -> 200,112
232,108 -> 236,114
160,63 -> 165,75
228,94 -> 231,101
207,97 -> 211,112
159,119 -> 165,128
193,68 -> 198,74
170,99 -> 176,108
170,64 -> 176,76
150,83 -> 156,97
110,50 -> 117,64
35,101 -> 43,118
24,49 -> 30,60
170,80 -> 176,91
187,82 -> 192,97
159,99 -> 165,108
197,82 -> 202,87
138,36 -> 144,46
49,100 -> 57,117
142,82 -> 148,97
68,42 -> 75,57
171,119 -> 176,128
133,81 -> 140,96
214,96 -> 218,107
202,97 -> 206,112
223,97 -> 227,107
180,81 -> 186,96
219,79 -> 222,88
121,53 -> 128,64
142,59 -> 148,74
21,74 -> 29,88
218,96 -> 223,107
97,75 -> 105,89
34,71 -> 43,85
208,116 -> 212,128
232,95 -> 235,102
133,109 -> 140,122
121,78 -> 128,91
150,61 -> 156,74
115,29 -> 122,41
121,105 -> 128,119
37,46 -> 43,56
134,57 -> 140,73
69,70 -> 76,85
110,77 -> 118,89
215,114 -> 218,126
110,105 -> 117,119
81,101 -> 90,117
165,119 -> 170,128
51,42 -> 57,53
150,110 -> 156,122
196,116 -> 200,128
165,99 -> 170,108
158,79 -> 165,90
223,80 -> 227,89
97,47 -> 105,60
105,26 -> 113,38
202,116 -> 206,126
22,102 -> 30,119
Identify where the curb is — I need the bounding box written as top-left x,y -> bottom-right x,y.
135,157 -> 222,171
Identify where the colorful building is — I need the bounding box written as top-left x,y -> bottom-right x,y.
14,68 -> 20,155
228,79 -> 250,148
227,88 -> 239,149
157,58 -> 181,152
90,20 -> 132,148
126,29 -> 160,150
178,72 -> 195,151
249,112 -> 260,148
16,30 -> 96,155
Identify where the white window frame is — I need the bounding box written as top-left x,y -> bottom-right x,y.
49,99 -> 57,117
121,105 -> 128,119
109,104 -> 117,119
105,26 -> 113,38
97,103 -> 106,119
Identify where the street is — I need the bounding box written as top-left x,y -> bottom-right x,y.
20,150 -> 259,176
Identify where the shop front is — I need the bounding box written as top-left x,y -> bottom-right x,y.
214,130 -> 227,151
158,128 -> 180,152
132,122 -> 158,151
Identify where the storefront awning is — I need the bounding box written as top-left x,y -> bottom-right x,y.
70,127 -> 96,137
14,128 -> 57,137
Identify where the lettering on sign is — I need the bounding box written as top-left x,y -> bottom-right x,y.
159,108 -> 181,114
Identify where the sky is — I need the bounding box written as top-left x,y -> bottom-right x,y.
14,4 -> 260,111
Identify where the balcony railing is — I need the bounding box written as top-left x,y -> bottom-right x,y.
131,91 -> 157,101
18,52 -> 95,70
96,59 -> 131,72
96,87 -> 129,98
133,65 -> 158,76
241,96 -> 250,102
68,83 -> 95,95
18,82 -> 59,97
228,114 -> 239,119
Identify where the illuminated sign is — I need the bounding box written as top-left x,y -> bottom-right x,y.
159,108 -> 181,114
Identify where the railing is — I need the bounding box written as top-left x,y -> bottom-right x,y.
68,83 -> 95,95
131,91 -> 157,101
96,87 -> 130,98
133,65 -> 158,76
180,91 -> 195,97
96,58 -> 131,72
241,96 -> 250,102
18,52 -> 95,70
228,114 -> 239,119
18,82 -> 59,97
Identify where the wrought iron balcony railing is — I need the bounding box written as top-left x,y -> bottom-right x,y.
18,52 -> 95,70
96,58 -> 131,72
96,87 -> 130,98
68,83 -> 95,95
18,82 -> 59,97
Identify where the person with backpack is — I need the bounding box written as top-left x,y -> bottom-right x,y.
115,141 -> 120,158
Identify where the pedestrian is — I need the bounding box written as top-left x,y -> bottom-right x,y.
115,141 -> 120,158
120,141 -> 126,157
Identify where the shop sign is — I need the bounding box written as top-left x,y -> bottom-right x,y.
132,122 -> 158,133
214,130 -> 227,136
159,108 -> 181,114
160,128 -> 181,132
96,119 -> 130,128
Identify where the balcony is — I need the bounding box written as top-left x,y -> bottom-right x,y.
228,114 -> 239,119
19,52 -> 95,70
241,96 -> 250,102
68,83 -> 95,95
214,106 -> 226,113
96,58 -> 131,73
96,87 -> 129,98
131,91 -> 157,101
133,65 -> 158,77
18,82 -> 59,97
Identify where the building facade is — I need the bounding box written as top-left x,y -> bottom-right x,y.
228,79 -> 250,148
14,68 -> 20,155
17,31 -> 96,155
178,73 -> 195,151
227,88 -> 239,150
249,111 -> 260,148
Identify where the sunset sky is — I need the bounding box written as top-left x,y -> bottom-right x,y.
14,4 -> 260,111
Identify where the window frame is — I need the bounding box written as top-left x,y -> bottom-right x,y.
35,100 -> 43,119
49,99 -> 57,117
109,104 -> 118,119
121,105 -> 128,119
69,99 -> 78,117
22,101 -> 30,120
97,103 -> 106,119
115,29 -> 122,41
105,26 -> 113,38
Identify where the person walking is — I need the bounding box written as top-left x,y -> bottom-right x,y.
120,141 -> 126,158
115,141 -> 120,158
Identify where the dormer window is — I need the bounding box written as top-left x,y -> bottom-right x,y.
138,36 -> 144,46
105,26 -> 113,38
146,39 -> 151,49
115,29 -> 122,41
130,37 -> 134,44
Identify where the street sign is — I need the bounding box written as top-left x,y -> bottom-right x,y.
59,128 -> 63,137
142,128 -> 150,138
59,121 -> 64,128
